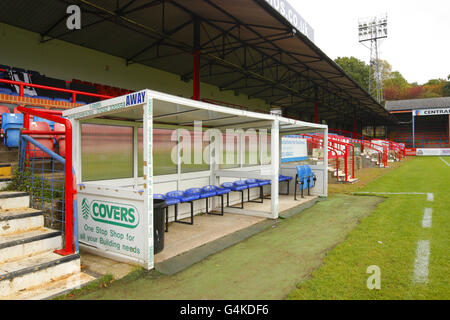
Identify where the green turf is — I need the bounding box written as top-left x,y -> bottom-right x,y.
67,194 -> 383,300
60,157 -> 449,300
288,157 -> 450,300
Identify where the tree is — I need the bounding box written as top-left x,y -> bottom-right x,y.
442,75 -> 450,97
335,56 -> 449,100
334,56 -> 372,92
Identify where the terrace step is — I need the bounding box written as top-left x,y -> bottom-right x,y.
0,191 -> 90,300
0,192 -> 30,210
0,227 -> 62,263
0,151 -> 18,163
2,268 -> 95,300
0,251 -> 85,299
0,208 -> 45,236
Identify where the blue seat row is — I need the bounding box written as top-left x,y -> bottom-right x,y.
154,185 -> 231,232
153,173 -> 306,232
294,165 -> 317,200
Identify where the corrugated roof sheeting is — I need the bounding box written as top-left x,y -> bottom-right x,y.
385,97 -> 450,111
0,0 -> 395,124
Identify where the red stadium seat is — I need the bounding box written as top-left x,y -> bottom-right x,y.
27,122 -> 54,158
0,105 -> 9,114
53,122 -> 66,157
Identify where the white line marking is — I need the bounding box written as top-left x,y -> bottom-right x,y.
413,240 -> 430,284
440,157 -> 450,167
422,208 -> 432,228
427,193 -> 434,202
356,192 -> 426,195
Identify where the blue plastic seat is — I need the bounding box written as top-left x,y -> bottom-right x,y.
53,97 -> 71,103
221,181 -> 248,209
303,165 -> 317,193
294,166 -> 309,200
257,179 -> 271,186
199,186 -> 217,199
2,113 -> 23,147
245,179 -> 260,188
0,88 -> 13,95
232,180 -> 249,191
279,175 -> 293,182
212,185 -> 231,195
201,185 -> 228,216
245,179 -> 264,204
165,190 -> 196,226
183,188 -> 202,202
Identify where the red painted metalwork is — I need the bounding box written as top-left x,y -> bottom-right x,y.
0,79 -> 111,101
328,145 -> 344,182
314,101 -> 319,124
193,50 -> 200,100
328,137 -> 355,181
18,106 -> 76,256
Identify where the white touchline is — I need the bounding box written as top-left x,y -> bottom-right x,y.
356,192 -> 427,195
356,192 -> 435,201
422,208 -> 432,228
440,157 -> 450,167
413,240 -> 430,284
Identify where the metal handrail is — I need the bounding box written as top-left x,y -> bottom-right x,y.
0,78 -> 112,103
18,106 -> 76,256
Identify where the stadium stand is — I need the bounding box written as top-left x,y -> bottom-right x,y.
386,97 -> 450,148
0,63 -> 134,105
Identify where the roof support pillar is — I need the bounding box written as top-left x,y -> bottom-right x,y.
193,18 -> 201,100
314,86 -> 319,124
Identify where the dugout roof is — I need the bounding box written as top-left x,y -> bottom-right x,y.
385,97 -> 450,112
0,0 -> 395,124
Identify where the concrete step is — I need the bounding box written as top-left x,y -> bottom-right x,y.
0,179 -> 11,190
342,177 -> 359,184
0,192 -> 30,210
0,144 -> 10,152
333,170 -> 346,177
0,208 -> 45,236
0,227 -> 62,263
0,251 -> 83,299
3,270 -> 95,300
0,151 -> 18,163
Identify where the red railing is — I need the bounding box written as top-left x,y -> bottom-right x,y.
328,137 -> 355,181
0,79 -> 112,104
300,133 -> 353,182
18,106 -> 77,255
328,145 -> 344,182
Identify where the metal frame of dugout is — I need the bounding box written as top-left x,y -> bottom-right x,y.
63,89 -> 329,270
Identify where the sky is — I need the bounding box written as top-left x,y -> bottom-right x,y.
289,0 -> 450,85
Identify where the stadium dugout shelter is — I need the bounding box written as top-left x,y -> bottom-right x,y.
63,89 -> 328,270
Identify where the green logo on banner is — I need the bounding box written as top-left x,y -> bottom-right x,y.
89,199 -> 140,229
81,198 -> 90,220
